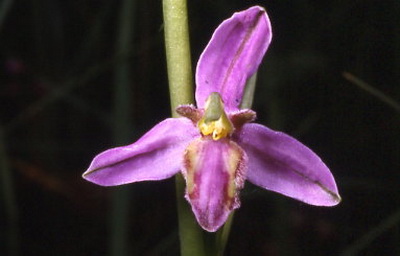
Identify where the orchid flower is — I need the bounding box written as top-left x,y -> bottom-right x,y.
83,6 -> 340,232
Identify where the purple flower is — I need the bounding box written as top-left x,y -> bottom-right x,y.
83,6 -> 340,232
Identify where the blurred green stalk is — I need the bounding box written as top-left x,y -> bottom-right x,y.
240,72 -> 258,110
110,0 -> 136,256
340,209 -> 400,256
0,130 -> 19,256
0,0 -> 13,31
262,63 -> 297,256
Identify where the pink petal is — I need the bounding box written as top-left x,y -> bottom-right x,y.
235,124 -> 341,206
83,118 -> 199,186
182,137 -> 247,232
195,6 -> 272,111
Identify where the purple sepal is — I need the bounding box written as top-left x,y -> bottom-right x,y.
195,6 -> 272,111
236,124 -> 341,206
83,118 -> 198,186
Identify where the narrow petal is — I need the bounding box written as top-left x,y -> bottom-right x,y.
182,137 -> 247,232
235,124 -> 341,206
229,109 -> 257,128
195,6 -> 272,111
83,118 -> 199,186
176,104 -> 203,123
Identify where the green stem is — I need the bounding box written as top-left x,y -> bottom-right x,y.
162,1 -> 206,256
163,0 -> 194,116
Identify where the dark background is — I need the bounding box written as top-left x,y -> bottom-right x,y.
1,0 -> 399,255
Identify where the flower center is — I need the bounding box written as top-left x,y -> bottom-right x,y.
198,92 -> 234,140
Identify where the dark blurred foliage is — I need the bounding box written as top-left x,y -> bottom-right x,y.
1,0 -> 400,255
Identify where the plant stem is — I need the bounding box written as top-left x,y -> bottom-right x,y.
163,0 -> 194,116
162,1 -> 206,256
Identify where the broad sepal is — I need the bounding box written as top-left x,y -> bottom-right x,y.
195,6 -> 272,111
236,124 -> 341,206
83,118 -> 198,186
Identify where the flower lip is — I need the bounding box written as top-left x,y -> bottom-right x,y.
182,136 -> 247,232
